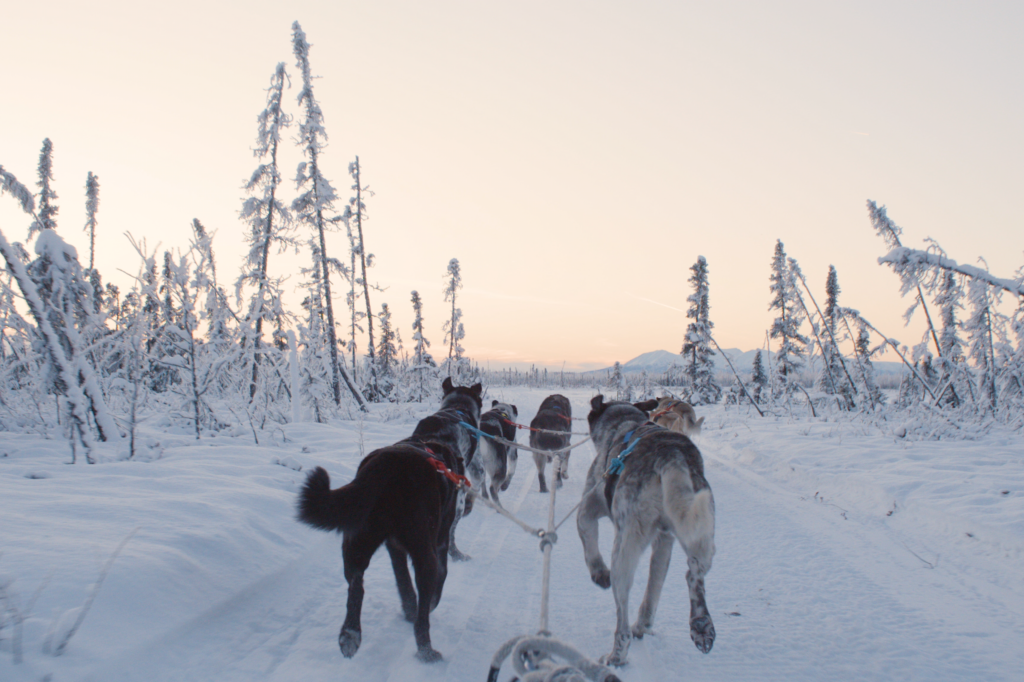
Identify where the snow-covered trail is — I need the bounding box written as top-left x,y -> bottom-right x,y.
67,390 -> 1022,682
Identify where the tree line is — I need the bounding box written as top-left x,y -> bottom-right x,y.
0,23 -> 475,461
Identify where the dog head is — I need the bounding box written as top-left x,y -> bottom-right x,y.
440,378 -> 484,423
588,394 -> 650,454
490,399 -> 518,421
649,396 -> 703,437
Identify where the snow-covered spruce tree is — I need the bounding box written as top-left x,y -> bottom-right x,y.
291,22 -> 365,412
964,277 -> 1000,412
442,258 -> 467,380
154,248 -> 209,438
750,349 -> 767,404
29,139 -> 58,239
768,240 -> 807,397
189,220 -> 239,403
297,288 -> 336,423
1,167 -> 118,459
346,156 -> 383,400
80,171 -> 106,316
851,319 -> 885,408
84,172 -> 99,271
375,303 -> 398,400
609,361 -> 627,400
409,290 -> 436,402
868,200 -> 942,359
817,265 -> 855,408
681,255 -> 720,404
344,213 -> 364,381
24,225 -> 118,450
935,271 -> 966,407
237,62 -> 295,403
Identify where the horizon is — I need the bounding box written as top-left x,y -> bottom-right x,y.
2,2 -> 1021,368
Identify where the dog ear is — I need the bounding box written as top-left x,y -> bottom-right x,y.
633,399 -> 659,414
441,376 -> 454,394
492,399 -> 499,407
512,405 -> 518,416
470,383 -> 482,397
590,394 -> 605,410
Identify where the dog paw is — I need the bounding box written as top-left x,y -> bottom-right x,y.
598,653 -> 628,668
538,483 -> 548,493
631,622 -> 652,639
449,547 -> 472,562
338,628 -> 361,658
416,646 -> 443,663
690,615 -> 715,654
591,568 -> 611,589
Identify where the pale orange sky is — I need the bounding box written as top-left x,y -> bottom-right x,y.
2,1 -> 1021,370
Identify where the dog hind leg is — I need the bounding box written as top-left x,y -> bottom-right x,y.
534,452 -> 548,493
601,523 -> 650,667
632,530 -> 673,639
448,489 -> 471,562
663,473 -> 716,654
501,449 -> 517,491
386,540 -> 418,622
408,544 -> 443,662
339,532 -> 383,658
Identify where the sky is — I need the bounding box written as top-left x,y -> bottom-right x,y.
2,1 -> 1022,371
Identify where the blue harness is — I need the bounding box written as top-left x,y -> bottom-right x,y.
606,423 -> 656,476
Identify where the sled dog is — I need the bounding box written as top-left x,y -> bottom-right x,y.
296,439 -> 465,663
476,400 -> 519,504
646,396 -> 704,437
529,394 -> 573,492
577,395 -> 716,666
409,378 -> 483,561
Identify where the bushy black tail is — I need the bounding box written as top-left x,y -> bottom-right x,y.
297,466 -> 373,532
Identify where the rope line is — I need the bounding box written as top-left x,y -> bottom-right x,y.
458,421 -> 592,456
463,484 -> 544,537
501,417 -> 590,437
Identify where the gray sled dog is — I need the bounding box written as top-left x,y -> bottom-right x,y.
645,396 -> 704,437
577,395 -> 716,666
529,394 -> 573,493
476,400 -> 518,504
409,377 -> 483,561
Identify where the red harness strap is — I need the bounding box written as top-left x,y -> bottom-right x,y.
650,400 -> 682,423
427,456 -> 471,487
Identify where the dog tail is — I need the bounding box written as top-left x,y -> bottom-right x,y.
297,466 -> 373,533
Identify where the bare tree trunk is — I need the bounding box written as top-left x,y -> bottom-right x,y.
352,157 -> 379,398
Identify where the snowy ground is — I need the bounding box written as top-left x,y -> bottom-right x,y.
1,388 -> 1022,681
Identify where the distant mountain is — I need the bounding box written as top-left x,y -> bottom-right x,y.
591,349 -> 906,376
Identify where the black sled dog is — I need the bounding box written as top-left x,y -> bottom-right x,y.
409,378 -> 483,561
475,400 -> 519,504
576,395 -> 716,667
296,379 -> 482,663
529,394 -> 573,492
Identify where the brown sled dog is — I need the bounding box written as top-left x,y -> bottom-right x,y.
529,394 -> 573,492
637,396 -> 704,438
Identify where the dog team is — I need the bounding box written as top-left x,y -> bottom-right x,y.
297,380 -> 715,667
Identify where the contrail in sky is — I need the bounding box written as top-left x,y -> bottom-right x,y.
634,295 -> 685,314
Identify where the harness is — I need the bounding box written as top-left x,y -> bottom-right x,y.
407,439 -> 472,488
426,455 -> 471,487
649,400 -> 682,423
604,422 -> 660,508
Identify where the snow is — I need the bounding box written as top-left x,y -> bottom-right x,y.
1,388 -> 1022,681
33,229 -> 78,268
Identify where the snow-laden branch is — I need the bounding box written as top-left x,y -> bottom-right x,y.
879,247 -> 1024,299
